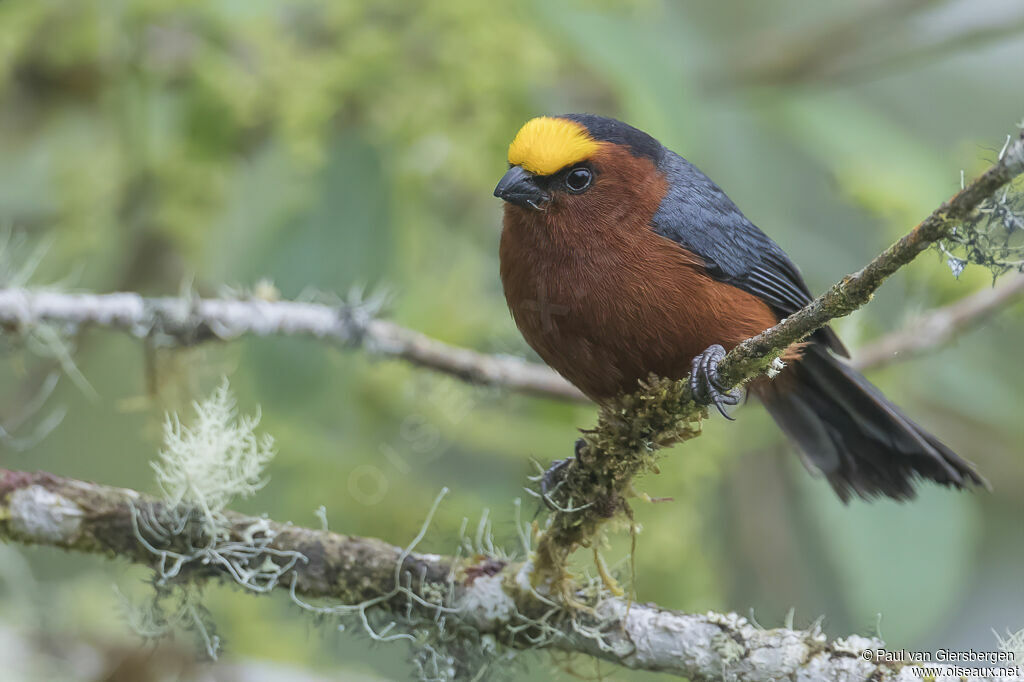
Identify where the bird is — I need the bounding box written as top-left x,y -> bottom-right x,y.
493,113 -> 985,502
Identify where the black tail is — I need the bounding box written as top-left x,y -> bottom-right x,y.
759,345 -> 986,502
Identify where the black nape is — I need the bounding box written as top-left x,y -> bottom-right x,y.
561,113 -> 665,164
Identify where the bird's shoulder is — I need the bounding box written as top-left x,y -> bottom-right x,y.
649,150 -> 848,356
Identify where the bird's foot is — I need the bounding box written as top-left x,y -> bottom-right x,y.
539,438 -> 586,509
689,344 -> 742,420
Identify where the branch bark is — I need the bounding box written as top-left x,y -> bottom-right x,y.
0,269 -> 1021,406
0,289 -> 585,402
2,468 -> 1017,681
717,135 -> 1024,386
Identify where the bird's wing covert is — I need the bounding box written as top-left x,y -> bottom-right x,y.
651,151 -> 848,356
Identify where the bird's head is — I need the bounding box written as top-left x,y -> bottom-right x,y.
494,114 -> 666,226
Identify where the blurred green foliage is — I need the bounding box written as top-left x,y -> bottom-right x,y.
1,0 -> 1023,680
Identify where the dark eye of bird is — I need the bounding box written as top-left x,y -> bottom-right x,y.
564,166 -> 593,193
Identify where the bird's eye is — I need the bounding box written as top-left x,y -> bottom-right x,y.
564,166 -> 593,193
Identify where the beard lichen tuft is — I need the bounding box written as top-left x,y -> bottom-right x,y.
937,172 -> 1024,280
151,378 -> 276,538
122,380 -> 307,660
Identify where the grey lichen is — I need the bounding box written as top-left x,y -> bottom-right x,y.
711,632 -> 746,666
832,634 -> 881,656
458,574 -> 516,631
8,484 -> 83,543
936,137 -> 1024,279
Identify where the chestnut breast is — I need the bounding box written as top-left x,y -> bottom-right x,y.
499,144 -> 780,403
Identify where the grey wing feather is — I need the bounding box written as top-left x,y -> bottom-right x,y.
651,150 -> 848,356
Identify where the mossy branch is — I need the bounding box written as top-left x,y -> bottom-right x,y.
531,132 -> 1024,582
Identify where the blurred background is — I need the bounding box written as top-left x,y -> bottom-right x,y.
1,0 -> 1023,679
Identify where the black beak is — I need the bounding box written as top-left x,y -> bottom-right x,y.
493,166 -> 549,210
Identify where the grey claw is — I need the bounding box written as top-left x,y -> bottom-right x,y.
690,344 -> 740,420
540,458 -> 573,509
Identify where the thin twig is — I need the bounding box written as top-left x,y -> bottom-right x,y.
719,135 -> 1024,383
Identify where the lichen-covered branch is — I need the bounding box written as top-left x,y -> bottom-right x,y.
2,468 -> 1017,681
720,134 -> 1024,385
0,267 -> 1019,409
0,469 -> 449,605
0,289 -> 586,402
531,133 -> 1024,581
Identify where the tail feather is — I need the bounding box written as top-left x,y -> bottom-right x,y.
758,345 -> 985,502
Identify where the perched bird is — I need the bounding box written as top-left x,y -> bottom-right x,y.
494,114 -> 984,502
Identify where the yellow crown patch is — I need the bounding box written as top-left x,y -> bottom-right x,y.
507,116 -> 599,176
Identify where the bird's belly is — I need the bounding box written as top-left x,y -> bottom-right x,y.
517,313 -> 713,401
502,250 -> 781,402
504,268 -> 761,402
